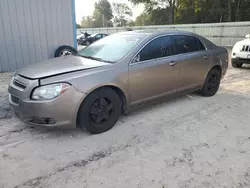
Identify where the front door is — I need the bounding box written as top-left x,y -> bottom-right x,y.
129,36 -> 179,106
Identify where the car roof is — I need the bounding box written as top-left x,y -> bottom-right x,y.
115,30 -> 217,50
117,30 -> 198,37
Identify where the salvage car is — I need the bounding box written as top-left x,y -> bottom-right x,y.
78,33 -> 108,46
231,34 -> 250,68
77,33 -> 85,44
77,32 -> 91,44
9,30 -> 228,134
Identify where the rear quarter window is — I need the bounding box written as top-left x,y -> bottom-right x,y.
197,38 -> 206,50
172,35 -> 205,54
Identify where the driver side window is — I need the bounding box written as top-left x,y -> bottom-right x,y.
137,36 -> 173,62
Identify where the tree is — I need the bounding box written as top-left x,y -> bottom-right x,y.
134,6 -> 171,26
112,3 -> 133,27
129,0 -> 176,24
135,13 -> 151,26
81,16 -> 94,28
76,23 -> 81,29
92,0 -> 113,27
132,0 -> 250,25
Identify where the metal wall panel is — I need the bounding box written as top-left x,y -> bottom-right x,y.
78,21 -> 250,48
0,0 -> 75,72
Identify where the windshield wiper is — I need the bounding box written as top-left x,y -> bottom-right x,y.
78,54 -> 114,64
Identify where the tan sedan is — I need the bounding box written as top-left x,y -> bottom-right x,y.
8,30 -> 228,134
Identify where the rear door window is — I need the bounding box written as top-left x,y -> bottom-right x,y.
172,35 -> 205,54
139,36 -> 174,62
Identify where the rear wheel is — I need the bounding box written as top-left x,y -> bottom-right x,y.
200,68 -> 221,97
78,88 -> 122,134
232,61 -> 243,68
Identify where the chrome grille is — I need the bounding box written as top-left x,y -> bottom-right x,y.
241,45 -> 250,52
13,79 -> 26,89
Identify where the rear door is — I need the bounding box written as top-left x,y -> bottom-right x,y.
129,35 -> 179,105
172,35 -> 211,92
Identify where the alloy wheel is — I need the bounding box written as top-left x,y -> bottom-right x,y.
59,50 -> 73,56
89,97 -> 114,127
206,73 -> 219,91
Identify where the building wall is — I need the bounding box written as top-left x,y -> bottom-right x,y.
0,0 -> 76,72
78,21 -> 250,47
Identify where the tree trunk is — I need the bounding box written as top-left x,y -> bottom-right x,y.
170,0 -> 175,24
192,0 -> 195,23
169,5 -> 173,24
167,0 -> 174,24
228,0 -> 231,22
236,0 -> 241,21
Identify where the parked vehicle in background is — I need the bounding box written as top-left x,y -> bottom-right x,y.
8,30 -> 228,134
78,33 -> 108,46
77,32 -> 91,44
231,34 -> 250,68
77,33 -> 85,44
77,33 -> 85,39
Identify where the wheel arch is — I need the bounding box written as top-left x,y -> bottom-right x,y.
76,85 -> 128,127
211,65 -> 222,76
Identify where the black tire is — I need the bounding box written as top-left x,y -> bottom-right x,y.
86,41 -> 91,46
54,45 -> 77,58
232,61 -> 243,68
78,88 -> 122,134
200,68 -> 221,97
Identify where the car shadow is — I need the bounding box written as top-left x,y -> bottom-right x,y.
240,64 -> 250,70
117,92 -> 202,125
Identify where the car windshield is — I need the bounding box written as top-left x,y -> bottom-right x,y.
78,34 -> 145,62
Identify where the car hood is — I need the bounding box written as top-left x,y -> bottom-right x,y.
18,55 -> 110,79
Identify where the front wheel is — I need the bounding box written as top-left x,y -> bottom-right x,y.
200,68 -> 221,97
78,88 -> 122,134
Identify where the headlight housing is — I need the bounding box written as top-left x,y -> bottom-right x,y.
31,83 -> 70,100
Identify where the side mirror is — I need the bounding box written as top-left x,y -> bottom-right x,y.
245,34 -> 250,39
134,54 -> 140,63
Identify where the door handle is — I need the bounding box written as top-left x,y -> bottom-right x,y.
204,55 -> 209,59
169,61 -> 177,66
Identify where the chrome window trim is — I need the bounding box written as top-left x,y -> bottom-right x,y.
130,33 -> 208,65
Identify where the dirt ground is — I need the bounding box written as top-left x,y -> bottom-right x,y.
1,50 -> 250,188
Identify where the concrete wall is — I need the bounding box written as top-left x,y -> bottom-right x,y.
78,21 -> 250,48
0,0 -> 76,72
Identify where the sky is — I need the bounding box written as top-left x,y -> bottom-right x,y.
75,0 -> 144,24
